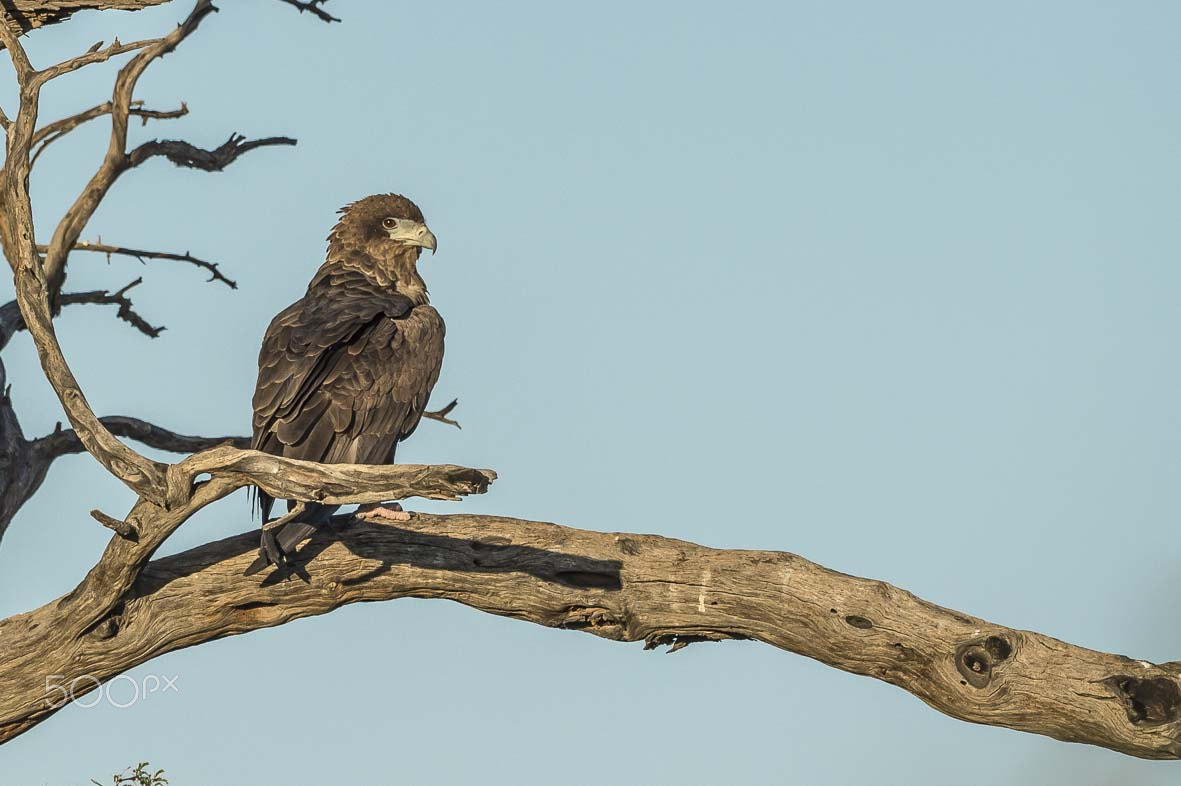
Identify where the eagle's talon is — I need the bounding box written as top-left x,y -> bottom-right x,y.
261,529 -> 284,565
356,503 -> 412,522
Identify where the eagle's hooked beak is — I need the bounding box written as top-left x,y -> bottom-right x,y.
386,218 -> 437,254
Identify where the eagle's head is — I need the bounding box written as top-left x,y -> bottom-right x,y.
333,193 -> 437,255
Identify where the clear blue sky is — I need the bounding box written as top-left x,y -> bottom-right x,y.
2,1 -> 1180,783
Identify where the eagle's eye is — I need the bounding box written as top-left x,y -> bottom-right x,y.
382,217 -> 397,229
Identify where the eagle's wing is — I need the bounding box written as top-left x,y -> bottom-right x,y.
251,282 -> 445,471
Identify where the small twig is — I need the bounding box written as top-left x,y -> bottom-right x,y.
59,278 -> 164,338
132,101 -> 190,126
40,240 -> 237,289
422,398 -> 461,429
89,509 -> 134,539
276,0 -> 340,23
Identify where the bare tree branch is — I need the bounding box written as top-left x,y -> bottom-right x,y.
168,446 -> 496,510
2,511 -> 1180,759
0,279 -> 168,344
0,409 -> 246,549
65,454 -> 495,642
40,240 -> 237,288
276,0 -> 340,23
0,2 -> 171,39
0,0 -> 340,40
34,417 -> 247,459
33,38 -> 160,85
31,101 -> 189,167
0,10 -> 172,505
422,398 -> 460,428
59,278 -> 163,337
128,132 -> 296,171
41,0 -> 219,293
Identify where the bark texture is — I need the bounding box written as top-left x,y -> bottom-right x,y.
0,1 -> 172,39
2,512 -> 1180,759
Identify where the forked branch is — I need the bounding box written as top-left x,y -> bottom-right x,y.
31,101 -> 189,166
0,1 -> 286,507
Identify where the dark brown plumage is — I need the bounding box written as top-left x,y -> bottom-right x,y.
245,194 -> 443,574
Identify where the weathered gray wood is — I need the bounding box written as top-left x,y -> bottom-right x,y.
0,0 -> 337,40
1,511 -> 1179,758
0,1 -> 172,40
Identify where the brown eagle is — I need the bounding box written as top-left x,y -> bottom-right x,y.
244,193 -> 443,575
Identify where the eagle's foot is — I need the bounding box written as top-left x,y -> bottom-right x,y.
244,529 -> 289,576
355,502 -> 412,522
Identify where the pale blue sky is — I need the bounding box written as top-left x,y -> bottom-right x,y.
2,2 -> 1180,783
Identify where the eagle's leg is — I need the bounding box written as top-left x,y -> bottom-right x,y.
355,502 -> 412,522
244,502 -> 339,576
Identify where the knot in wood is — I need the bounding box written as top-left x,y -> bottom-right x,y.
1104,675 -> 1181,726
955,635 -> 1013,689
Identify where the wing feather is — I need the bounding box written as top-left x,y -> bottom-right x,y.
251,268 -> 443,474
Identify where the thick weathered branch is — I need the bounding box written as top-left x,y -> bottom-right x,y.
65,451 -> 495,635
167,445 -> 497,511
0,2 -> 171,38
1,511 -> 1179,759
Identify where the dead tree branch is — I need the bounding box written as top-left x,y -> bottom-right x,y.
33,417 -> 248,459
0,2 -> 171,38
31,101 -> 189,167
0,1 -> 288,508
41,240 -> 236,288
127,133 -> 296,172
422,397 -> 460,428
0,0 -> 340,40
1,511 -> 1179,759
0,410 -> 248,547
276,0 -> 340,23
60,278 -> 163,337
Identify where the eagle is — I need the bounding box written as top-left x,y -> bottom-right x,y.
244,193 -> 443,575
